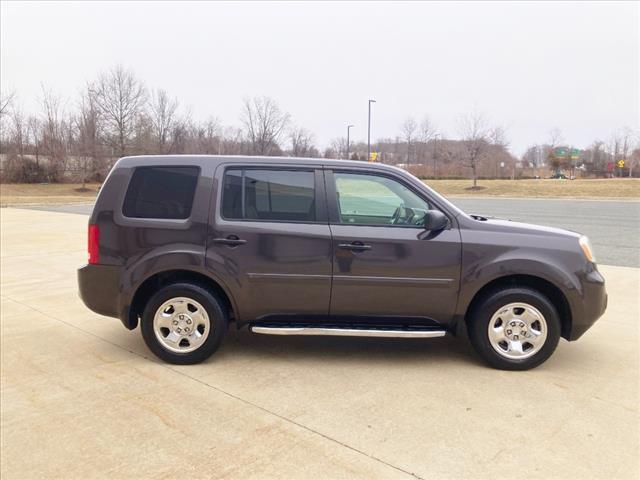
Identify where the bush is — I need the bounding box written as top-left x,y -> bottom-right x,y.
2,156 -> 52,183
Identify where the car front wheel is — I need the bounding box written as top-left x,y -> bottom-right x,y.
468,287 -> 561,370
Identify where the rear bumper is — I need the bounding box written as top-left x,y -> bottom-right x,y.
569,267 -> 607,340
77,264 -> 121,319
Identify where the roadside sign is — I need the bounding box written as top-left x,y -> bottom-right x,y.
553,147 -> 580,161
553,147 -> 568,159
617,160 -> 625,168
369,152 -> 378,162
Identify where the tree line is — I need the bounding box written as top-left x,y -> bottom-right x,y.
0,65 -> 637,184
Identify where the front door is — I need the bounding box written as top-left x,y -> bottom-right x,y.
206,165 -> 332,324
326,169 -> 461,325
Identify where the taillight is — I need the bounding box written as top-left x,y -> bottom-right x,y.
88,224 -> 100,264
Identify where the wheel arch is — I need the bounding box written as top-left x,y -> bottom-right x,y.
126,269 -> 236,330
463,274 -> 572,340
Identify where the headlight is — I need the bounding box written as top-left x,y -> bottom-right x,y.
579,236 -> 596,263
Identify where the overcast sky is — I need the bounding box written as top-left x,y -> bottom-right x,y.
1,1 -> 638,155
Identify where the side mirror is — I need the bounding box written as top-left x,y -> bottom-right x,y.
423,210 -> 449,231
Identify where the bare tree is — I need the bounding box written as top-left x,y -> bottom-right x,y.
619,126 -> 633,160
91,65 -> 146,158
184,116 -> 219,154
489,126 -> 508,148
329,137 -> 348,160
289,127 -> 316,157
2,105 -> 36,182
149,89 -> 179,154
400,117 -> 417,163
588,140 -> 607,173
9,106 -> 27,162
607,130 -> 625,177
167,109 -> 190,154
241,96 -> 290,155
416,116 -> 436,168
419,117 -> 435,143
0,90 -> 16,117
488,125 -> 512,177
611,126 -> 636,177
548,127 -> 564,148
458,112 -> 490,188
522,144 -> 546,177
27,116 -> 41,164
224,126 -> 246,155
629,147 -> 640,177
76,88 -> 101,188
39,87 -> 68,177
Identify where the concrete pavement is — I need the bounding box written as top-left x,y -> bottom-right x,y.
1,207 -> 638,479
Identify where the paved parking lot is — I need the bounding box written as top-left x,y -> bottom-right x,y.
1,207 -> 638,479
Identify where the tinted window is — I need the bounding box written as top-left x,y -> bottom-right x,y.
221,169 -> 316,222
123,166 -> 199,219
221,169 -> 243,219
334,172 -> 430,226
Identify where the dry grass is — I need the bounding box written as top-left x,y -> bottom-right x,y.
424,178 -> 640,199
0,183 -> 101,205
1,178 -> 638,206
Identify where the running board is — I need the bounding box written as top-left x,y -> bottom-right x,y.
250,326 -> 446,339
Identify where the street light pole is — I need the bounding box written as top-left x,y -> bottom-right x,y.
346,124 -> 354,160
432,133 -> 440,178
367,99 -> 376,162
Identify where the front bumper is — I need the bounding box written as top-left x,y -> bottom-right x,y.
569,267 -> 607,340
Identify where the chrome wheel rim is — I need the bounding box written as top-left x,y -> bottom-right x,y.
487,302 -> 547,360
153,297 -> 210,353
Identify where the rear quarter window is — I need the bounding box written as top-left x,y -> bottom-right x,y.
122,166 -> 199,219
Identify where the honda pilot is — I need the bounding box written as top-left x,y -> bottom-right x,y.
78,155 -> 607,370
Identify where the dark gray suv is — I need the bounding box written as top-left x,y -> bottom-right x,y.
78,155 -> 607,370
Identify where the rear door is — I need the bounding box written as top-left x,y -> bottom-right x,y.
325,168 -> 461,325
206,165 -> 332,324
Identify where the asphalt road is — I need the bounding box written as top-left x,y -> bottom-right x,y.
451,198 -> 640,268
17,198 -> 640,267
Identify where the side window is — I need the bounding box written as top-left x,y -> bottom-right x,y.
123,166 -> 199,219
221,169 -> 243,219
334,172 -> 430,226
221,169 -> 316,222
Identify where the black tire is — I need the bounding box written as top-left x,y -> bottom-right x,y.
467,287 -> 561,370
140,282 -> 228,364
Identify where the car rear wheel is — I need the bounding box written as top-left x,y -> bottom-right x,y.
468,287 -> 561,370
141,283 -> 227,364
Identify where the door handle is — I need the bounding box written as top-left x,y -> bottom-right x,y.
338,242 -> 372,251
212,235 -> 247,247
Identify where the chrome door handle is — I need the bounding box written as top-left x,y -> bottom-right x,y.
212,236 -> 247,247
338,242 -> 372,251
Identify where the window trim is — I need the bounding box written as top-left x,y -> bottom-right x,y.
219,166 -> 327,225
121,165 -> 201,221
325,168 -> 451,229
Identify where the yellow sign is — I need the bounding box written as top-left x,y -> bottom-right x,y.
617,160 -> 625,168
369,152 -> 378,162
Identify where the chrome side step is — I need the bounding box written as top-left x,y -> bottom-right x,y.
250,326 -> 446,339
